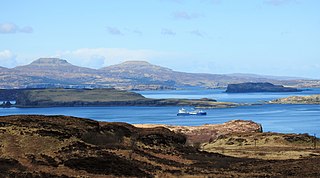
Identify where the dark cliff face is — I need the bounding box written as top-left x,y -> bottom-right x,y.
0,89 -> 26,101
226,82 -> 300,93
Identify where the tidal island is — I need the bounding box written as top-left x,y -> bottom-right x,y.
226,82 -> 301,93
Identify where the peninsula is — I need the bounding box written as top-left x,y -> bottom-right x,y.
0,88 -> 237,108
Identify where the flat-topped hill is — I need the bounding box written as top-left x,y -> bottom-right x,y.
226,82 -> 300,93
14,58 -> 96,73
28,58 -> 70,66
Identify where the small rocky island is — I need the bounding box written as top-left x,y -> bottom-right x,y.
226,82 -> 300,93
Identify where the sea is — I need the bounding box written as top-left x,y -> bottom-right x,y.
1,88 -> 320,136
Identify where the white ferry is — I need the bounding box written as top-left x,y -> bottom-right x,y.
177,108 -> 207,116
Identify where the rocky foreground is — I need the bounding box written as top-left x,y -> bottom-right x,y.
270,94 -> 320,104
1,115 -> 320,177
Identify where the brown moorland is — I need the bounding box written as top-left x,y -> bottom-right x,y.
0,115 -> 319,177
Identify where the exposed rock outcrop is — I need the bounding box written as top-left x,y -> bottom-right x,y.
135,120 -> 262,145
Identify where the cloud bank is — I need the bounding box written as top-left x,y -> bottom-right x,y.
54,48 -> 164,68
0,50 -> 17,67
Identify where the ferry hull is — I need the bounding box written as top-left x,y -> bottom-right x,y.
177,112 -> 207,116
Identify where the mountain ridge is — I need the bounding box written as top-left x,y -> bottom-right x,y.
1,58 -> 320,89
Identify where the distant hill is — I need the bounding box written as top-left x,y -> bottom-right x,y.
102,61 -> 174,79
100,61 -> 177,89
0,58 -> 115,89
13,58 -> 99,85
101,61 -> 277,88
0,58 -> 319,89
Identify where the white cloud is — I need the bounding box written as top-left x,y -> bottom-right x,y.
124,28 -> 143,35
161,28 -> 176,36
0,23 -> 33,34
173,11 -> 203,20
160,0 -> 183,3
189,30 -> 207,37
106,26 -> 123,35
0,50 -> 17,67
264,0 -> 298,6
201,0 -> 222,4
54,48 -> 165,68
133,30 -> 142,35
0,23 -> 18,33
19,26 -> 33,33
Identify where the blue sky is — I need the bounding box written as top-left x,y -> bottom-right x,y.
0,0 -> 319,78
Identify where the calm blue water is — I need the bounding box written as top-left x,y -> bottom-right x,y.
137,88 -> 320,103
1,88 -> 320,136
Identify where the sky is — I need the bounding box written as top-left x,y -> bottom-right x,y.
0,0 -> 319,78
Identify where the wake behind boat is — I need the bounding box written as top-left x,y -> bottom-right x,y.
177,108 -> 207,116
